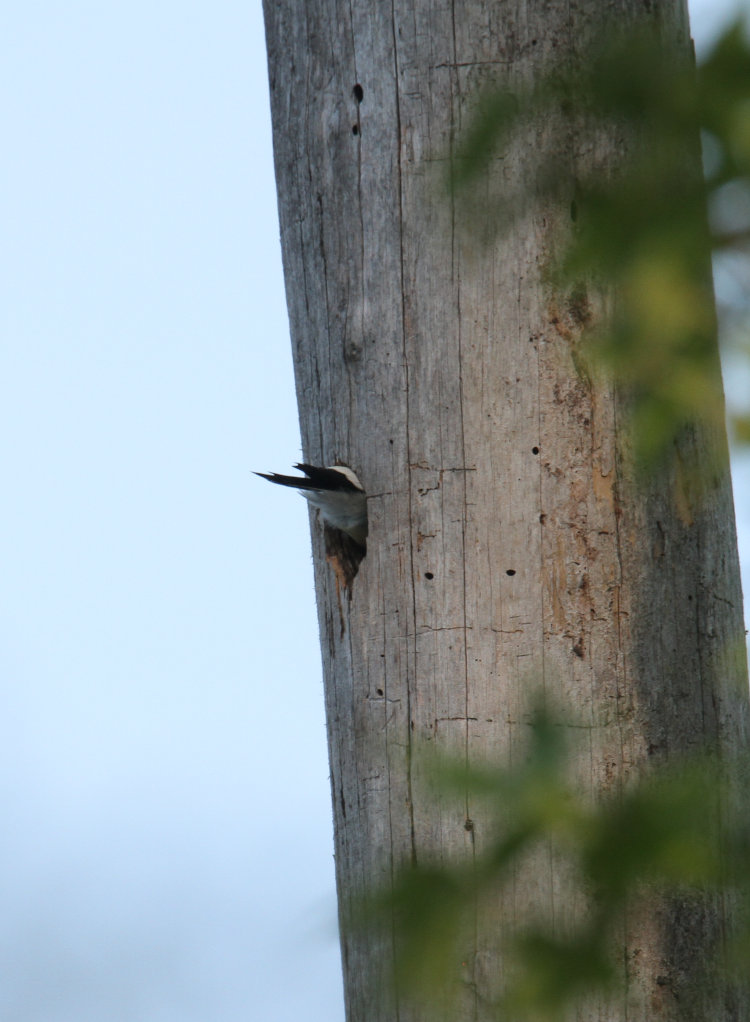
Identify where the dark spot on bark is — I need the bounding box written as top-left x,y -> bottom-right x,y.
464,818 -> 474,832
506,569 -> 516,576
424,571 -> 434,580
377,688 -> 383,696
352,124 -> 359,135
344,340 -> 363,362
532,446 -> 539,454
353,83 -> 364,102
567,283 -> 592,327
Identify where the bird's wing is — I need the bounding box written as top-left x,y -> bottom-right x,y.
294,464 -> 362,491
254,465 -> 362,493
253,470 -> 322,491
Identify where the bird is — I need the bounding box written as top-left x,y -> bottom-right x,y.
254,463 -> 368,547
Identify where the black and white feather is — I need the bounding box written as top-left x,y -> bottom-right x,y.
254,463 -> 368,546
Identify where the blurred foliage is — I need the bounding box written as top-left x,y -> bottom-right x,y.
356,702 -> 749,1020
451,19 -> 750,468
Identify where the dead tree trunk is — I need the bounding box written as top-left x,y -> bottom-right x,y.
262,1 -> 749,1018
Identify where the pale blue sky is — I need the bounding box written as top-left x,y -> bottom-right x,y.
0,2 -> 747,1020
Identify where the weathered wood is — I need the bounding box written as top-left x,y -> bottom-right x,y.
262,1 -> 749,1018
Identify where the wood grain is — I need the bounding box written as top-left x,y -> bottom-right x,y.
262,1 -> 749,1017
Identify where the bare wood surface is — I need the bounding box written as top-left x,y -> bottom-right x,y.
262,1 -> 749,1018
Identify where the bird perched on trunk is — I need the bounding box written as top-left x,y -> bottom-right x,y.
254,463 -> 368,547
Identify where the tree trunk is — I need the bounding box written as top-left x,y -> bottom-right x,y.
262,1 -> 749,1019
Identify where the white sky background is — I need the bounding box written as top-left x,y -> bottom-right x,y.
0,2 -> 747,1020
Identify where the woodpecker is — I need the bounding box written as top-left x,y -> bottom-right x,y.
254,463 -> 368,547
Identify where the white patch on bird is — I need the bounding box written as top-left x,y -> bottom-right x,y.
302,487 -> 367,543
325,465 -> 364,491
